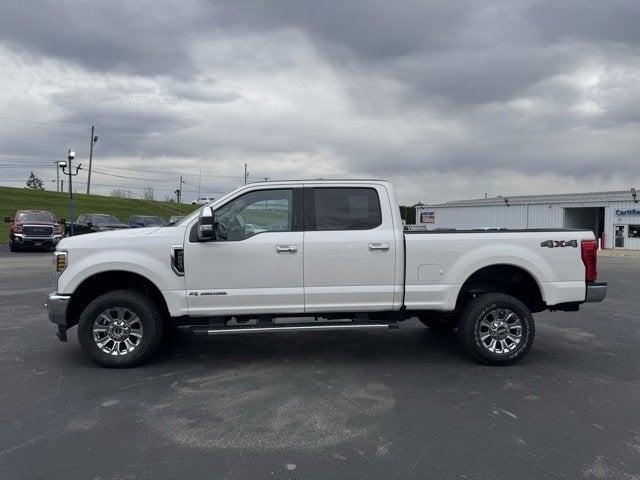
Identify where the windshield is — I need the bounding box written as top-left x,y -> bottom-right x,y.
87,215 -> 120,225
141,216 -> 166,226
16,212 -> 55,222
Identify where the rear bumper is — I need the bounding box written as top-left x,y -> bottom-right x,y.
585,281 -> 607,303
47,293 -> 71,341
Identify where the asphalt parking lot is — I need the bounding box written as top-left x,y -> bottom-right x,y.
1,250 -> 639,480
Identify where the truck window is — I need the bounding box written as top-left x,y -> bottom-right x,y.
213,189 -> 293,241
313,188 -> 382,230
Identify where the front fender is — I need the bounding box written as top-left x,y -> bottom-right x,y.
58,248 -> 183,295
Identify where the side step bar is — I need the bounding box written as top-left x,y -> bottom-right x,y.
191,321 -> 398,336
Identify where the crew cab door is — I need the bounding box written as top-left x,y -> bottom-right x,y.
184,187 -> 304,316
303,185 -> 397,312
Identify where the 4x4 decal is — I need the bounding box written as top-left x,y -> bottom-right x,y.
540,239 -> 578,248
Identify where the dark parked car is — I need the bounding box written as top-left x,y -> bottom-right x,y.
67,214 -> 130,235
127,215 -> 166,228
5,210 -> 64,251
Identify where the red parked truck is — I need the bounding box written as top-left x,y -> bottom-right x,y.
5,210 -> 64,251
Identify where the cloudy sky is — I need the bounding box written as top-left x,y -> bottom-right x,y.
0,0 -> 639,204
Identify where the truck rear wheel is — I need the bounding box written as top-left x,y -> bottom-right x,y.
417,312 -> 458,334
77,290 -> 164,368
458,293 -> 535,365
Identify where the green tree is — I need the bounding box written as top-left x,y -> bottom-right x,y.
26,171 -> 44,190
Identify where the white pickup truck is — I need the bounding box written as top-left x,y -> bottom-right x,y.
48,180 -> 606,367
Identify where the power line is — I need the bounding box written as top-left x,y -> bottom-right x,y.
104,163 -> 246,179
95,128 -> 188,172
0,114 -> 87,129
0,164 -> 52,168
90,168 -> 179,182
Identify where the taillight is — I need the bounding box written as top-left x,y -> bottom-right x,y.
581,240 -> 597,282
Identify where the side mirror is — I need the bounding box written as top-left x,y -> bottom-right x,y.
4,216 -> 11,223
86,221 -> 93,228
59,218 -> 66,224
197,207 -> 216,241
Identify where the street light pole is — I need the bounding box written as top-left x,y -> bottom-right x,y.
60,150 -> 81,236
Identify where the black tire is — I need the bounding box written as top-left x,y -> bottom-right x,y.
77,290 -> 164,368
417,312 -> 458,334
458,293 -> 535,366
9,242 -> 19,252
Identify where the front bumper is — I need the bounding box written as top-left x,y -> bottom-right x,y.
47,293 -> 71,341
585,281 -> 607,302
12,233 -> 63,246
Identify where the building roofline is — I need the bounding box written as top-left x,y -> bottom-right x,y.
419,189 -> 638,208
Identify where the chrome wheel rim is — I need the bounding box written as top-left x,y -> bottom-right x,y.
478,307 -> 523,354
92,307 -> 143,356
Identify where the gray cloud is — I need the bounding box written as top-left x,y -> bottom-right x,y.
0,0 -> 639,203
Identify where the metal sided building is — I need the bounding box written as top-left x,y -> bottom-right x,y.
414,189 -> 640,250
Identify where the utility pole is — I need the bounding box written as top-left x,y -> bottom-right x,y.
86,126 -> 98,194
54,161 -> 60,192
59,150 -> 81,236
175,176 -> 185,203
198,168 -> 201,199
244,163 -> 249,184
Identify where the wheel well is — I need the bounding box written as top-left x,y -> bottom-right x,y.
67,271 -> 170,327
456,265 -> 545,313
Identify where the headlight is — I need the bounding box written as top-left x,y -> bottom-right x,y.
52,251 -> 67,292
54,251 -> 68,272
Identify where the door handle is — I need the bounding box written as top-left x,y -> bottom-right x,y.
276,245 -> 298,253
368,243 -> 390,251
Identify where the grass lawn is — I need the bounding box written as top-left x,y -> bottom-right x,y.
0,187 -> 198,243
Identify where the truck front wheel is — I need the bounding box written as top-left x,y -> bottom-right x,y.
458,293 -> 535,365
77,290 -> 164,368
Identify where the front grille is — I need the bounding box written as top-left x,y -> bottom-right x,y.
23,225 -> 54,237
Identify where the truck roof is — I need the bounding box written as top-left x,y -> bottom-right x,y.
246,178 -> 390,186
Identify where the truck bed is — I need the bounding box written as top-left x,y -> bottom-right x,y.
403,229 -> 595,311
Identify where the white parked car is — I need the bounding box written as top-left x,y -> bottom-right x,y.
192,197 -> 215,205
48,179 -> 606,367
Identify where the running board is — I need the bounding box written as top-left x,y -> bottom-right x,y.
190,321 -> 398,336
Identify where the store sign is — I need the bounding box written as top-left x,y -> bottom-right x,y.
616,209 -> 640,216
420,211 -> 435,224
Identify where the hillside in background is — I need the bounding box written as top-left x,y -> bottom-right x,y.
0,187 -> 198,242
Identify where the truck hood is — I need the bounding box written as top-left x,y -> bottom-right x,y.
58,226 -> 176,249
93,223 -> 129,229
15,221 -> 58,226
